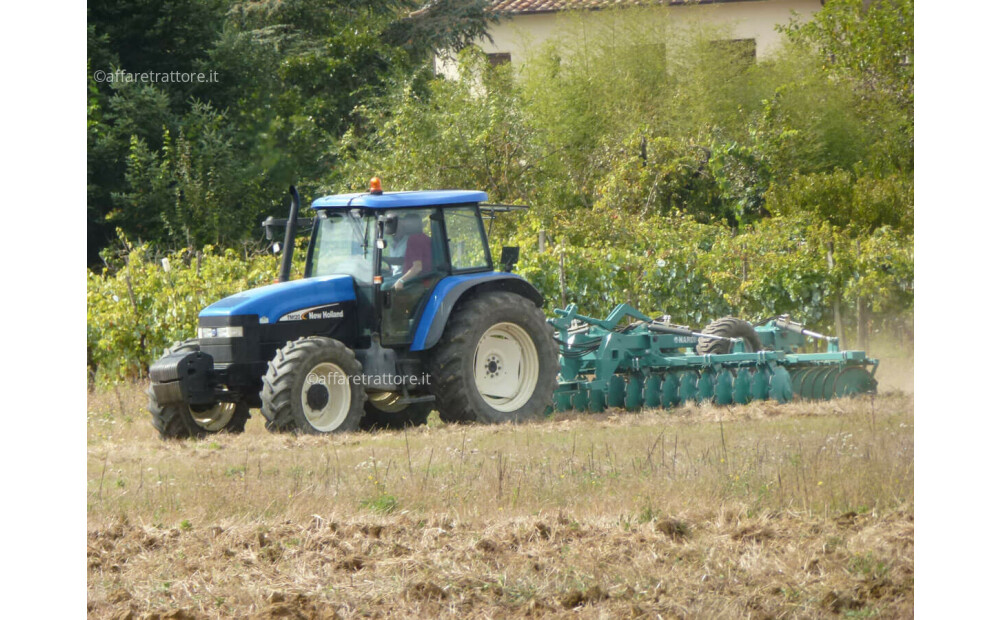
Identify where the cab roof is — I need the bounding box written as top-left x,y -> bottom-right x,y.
311,190 -> 488,209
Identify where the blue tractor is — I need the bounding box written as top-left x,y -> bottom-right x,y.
148,181 -> 558,438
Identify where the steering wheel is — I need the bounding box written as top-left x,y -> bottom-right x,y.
381,254 -> 403,274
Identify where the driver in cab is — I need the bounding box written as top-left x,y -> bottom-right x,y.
386,212 -> 431,290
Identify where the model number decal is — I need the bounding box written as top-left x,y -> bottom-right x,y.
279,303 -> 345,322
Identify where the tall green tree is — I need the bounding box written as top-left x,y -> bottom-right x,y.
88,0 -> 496,263
782,0 -> 913,108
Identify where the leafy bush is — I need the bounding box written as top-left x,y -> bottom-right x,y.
510,211 -> 912,331
766,169 -> 913,232
87,234 -> 303,384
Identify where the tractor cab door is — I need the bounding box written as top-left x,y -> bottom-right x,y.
380,208 -> 448,345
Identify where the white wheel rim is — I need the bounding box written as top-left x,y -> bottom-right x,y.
190,403 -> 235,432
301,362 -> 352,432
474,322 -> 539,413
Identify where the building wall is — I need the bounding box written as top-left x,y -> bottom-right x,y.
436,0 -> 821,77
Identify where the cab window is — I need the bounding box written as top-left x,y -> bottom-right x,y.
444,207 -> 490,271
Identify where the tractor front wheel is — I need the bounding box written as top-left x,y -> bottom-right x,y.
430,291 -> 557,425
260,337 -> 366,435
148,339 -> 250,439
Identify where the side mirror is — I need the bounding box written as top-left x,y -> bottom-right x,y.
499,246 -> 520,272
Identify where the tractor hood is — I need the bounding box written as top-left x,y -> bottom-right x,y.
199,275 -> 357,324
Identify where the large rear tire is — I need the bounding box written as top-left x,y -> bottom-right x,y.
696,317 -> 763,355
429,291 -> 557,424
260,336 -> 365,435
148,339 -> 250,440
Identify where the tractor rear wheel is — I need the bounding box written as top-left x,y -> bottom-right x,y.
430,291 -> 557,424
148,339 -> 250,439
260,336 -> 365,435
696,317 -> 763,355
360,393 -> 432,431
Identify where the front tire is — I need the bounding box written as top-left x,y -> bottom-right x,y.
260,337 -> 365,435
430,291 -> 557,424
148,339 -> 250,440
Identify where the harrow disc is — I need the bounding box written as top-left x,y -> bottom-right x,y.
834,367 -> 878,397
661,373 -> 680,408
819,367 -> 839,400
799,367 -> 827,400
678,371 -> 699,403
790,368 -> 809,395
808,367 -> 835,400
733,368 -> 752,404
625,375 -> 644,411
714,369 -> 734,405
697,370 -> 716,403
555,392 -> 573,412
644,375 -> 662,408
607,375 -> 626,408
750,368 -> 771,401
588,387 -> 606,412
769,367 -> 793,403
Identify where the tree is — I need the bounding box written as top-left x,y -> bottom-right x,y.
87,0 -> 497,262
781,0 -> 913,108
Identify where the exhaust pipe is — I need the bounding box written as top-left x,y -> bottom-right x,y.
278,186 -> 300,283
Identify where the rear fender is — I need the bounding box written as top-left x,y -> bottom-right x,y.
409,273 -> 543,351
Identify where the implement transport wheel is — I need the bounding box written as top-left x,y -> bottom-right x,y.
430,291 -> 557,424
696,317 -> 763,355
359,392 -> 432,431
149,339 -> 250,440
260,336 -> 365,435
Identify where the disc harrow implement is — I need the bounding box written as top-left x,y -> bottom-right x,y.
549,305 -> 877,413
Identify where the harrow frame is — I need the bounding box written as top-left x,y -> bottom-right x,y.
549,304 -> 878,413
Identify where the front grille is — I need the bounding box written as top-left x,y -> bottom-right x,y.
199,339 -> 243,364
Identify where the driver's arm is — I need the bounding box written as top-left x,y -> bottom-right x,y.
393,260 -> 423,290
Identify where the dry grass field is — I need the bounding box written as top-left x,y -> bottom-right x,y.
87,351 -> 912,619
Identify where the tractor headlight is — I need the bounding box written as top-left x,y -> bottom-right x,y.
198,326 -> 244,339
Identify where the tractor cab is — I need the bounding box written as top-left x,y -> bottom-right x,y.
305,181 -> 495,346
